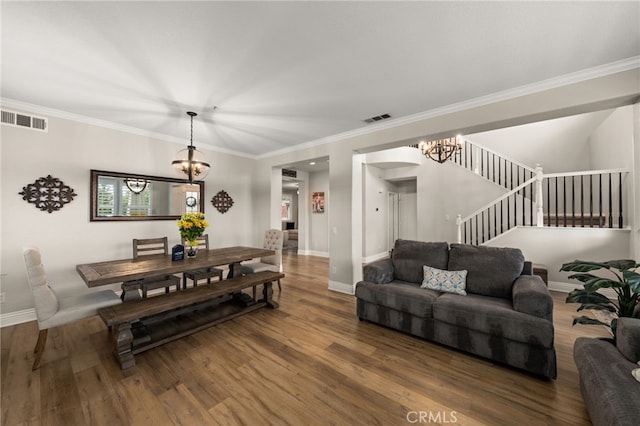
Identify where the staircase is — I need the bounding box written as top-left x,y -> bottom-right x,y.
452,139 -> 537,192
448,140 -> 629,245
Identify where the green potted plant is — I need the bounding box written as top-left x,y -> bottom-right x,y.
560,259 -> 640,337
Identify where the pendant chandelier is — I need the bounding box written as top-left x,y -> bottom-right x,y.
171,111 -> 210,183
418,136 -> 462,164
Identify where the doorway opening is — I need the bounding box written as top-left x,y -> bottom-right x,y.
387,179 -> 417,251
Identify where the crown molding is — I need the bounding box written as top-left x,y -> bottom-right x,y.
0,98 -> 257,159
3,56 -> 638,162
258,56 -> 640,160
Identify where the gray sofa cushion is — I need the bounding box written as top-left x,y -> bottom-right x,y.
391,240 -> 449,284
448,243 -> 524,298
616,317 -> 640,363
355,281 -> 440,318
432,293 -> 554,348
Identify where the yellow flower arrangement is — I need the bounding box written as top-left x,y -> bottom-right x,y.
177,212 -> 209,246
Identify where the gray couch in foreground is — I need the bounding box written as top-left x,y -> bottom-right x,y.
355,240 -> 557,379
574,317 -> 640,426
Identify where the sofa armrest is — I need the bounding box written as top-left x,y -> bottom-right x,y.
363,258 -> 394,284
617,317 -> 640,363
512,275 -> 553,321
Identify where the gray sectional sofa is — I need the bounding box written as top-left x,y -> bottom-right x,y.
355,240 -> 557,379
573,317 -> 640,426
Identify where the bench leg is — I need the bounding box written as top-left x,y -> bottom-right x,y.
112,322 -> 135,370
262,281 -> 279,309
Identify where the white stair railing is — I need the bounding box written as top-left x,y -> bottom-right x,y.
452,140 -> 537,193
542,168 -> 629,229
457,167 -> 629,244
457,176 -> 538,245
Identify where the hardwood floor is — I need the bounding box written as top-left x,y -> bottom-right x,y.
1,253 -> 607,425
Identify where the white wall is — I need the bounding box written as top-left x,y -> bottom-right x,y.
466,109 -> 614,173
1,113 -> 255,315
589,106 -> 634,170
486,227 -> 631,286
362,165 -> 395,259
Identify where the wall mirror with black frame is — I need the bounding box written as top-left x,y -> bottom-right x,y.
90,170 -> 204,221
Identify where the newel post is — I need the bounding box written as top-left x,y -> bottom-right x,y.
456,214 -> 462,243
535,164 -> 544,227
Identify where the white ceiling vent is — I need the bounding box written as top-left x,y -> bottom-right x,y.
1,109 -> 48,132
363,113 -> 391,124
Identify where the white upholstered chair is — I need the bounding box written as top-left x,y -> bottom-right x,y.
23,247 -> 121,370
240,229 -> 284,293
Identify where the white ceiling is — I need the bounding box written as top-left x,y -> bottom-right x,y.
2,1 -> 639,158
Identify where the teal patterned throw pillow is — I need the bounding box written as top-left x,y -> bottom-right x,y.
421,265 -> 468,295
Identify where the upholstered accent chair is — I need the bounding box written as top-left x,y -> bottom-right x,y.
181,234 -> 224,288
23,247 -> 121,370
121,237 -> 181,300
241,229 -> 284,293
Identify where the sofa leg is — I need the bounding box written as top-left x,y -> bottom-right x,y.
32,329 -> 48,370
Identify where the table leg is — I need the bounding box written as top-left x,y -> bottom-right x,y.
112,322 -> 135,369
262,281 -> 279,309
121,282 -> 141,302
227,262 -> 241,279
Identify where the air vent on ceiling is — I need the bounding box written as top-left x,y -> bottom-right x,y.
282,169 -> 297,178
1,109 -> 48,132
363,113 -> 392,124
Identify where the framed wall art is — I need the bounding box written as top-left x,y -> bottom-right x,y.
312,191 -> 325,213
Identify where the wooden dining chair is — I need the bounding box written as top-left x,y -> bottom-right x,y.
121,237 -> 181,300
23,246 -> 121,369
181,235 -> 224,289
240,229 -> 284,298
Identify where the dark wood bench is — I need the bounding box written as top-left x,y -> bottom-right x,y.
99,270 -> 284,369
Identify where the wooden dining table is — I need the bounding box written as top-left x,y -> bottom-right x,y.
76,245 -> 274,287
76,246 -> 283,369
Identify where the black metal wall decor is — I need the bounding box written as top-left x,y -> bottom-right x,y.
211,190 -> 234,214
19,175 -> 77,213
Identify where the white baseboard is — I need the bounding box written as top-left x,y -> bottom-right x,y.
297,250 -> 329,258
548,280 -> 617,299
548,280 -> 574,293
329,280 -> 354,295
0,308 -> 36,328
363,252 -> 390,264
